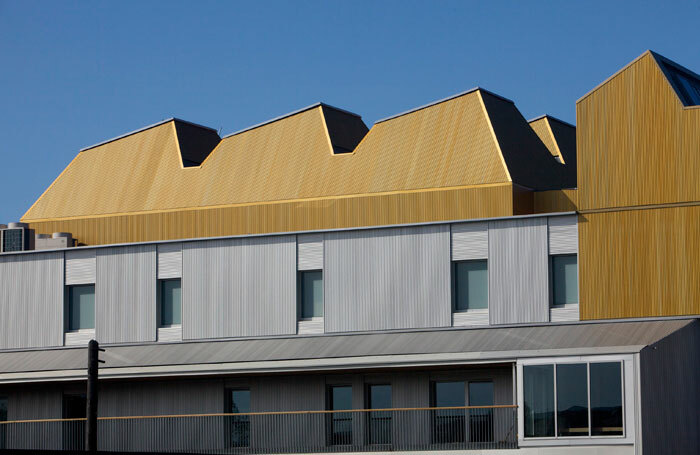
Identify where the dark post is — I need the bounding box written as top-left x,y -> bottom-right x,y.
86,339 -> 104,452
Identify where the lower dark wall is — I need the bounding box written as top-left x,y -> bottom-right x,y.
640,320 -> 700,454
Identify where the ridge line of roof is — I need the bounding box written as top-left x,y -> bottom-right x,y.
221,103 -> 362,139
527,114 -> 576,129
79,118 -> 218,152
650,50 -> 700,81
374,87 -> 514,125
576,50 -> 652,104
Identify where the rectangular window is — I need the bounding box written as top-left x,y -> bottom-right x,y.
432,381 -> 465,443
327,386 -> 353,445
523,361 -> 624,439
366,384 -> 391,445
0,396 -> 6,450
453,260 -> 488,311
298,270 -> 323,319
228,389 -> 250,447
66,285 -> 95,331
158,279 -> 182,327
551,254 -> 578,306
468,381 -> 494,443
62,394 -> 86,451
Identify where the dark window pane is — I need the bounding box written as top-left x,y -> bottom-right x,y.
432,382 -> 465,443
299,270 -> 323,318
469,382 -> 494,443
590,362 -> 623,436
229,389 -> 250,447
68,285 -> 95,331
62,394 -> 86,451
159,279 -> 182,326
454,260 -> 488,311
0,397 -> 6,450
524,365 -> 555,437
328,386 -> 352,445
367,385 -> 391,444
552,255 -> 578,305
556,364 -> 589,436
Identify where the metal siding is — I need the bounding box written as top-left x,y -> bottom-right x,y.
297,233 -> 323,270
324,225 -> 451,333
453,309 -> 489,326
182,235 -> 296,340
157,242 -> 182,279
488,217 -> 549,324
451,222 -> 488,260
65,249 -> 96,284
549,305 -> 580,322
0,252 -> 64,350
96,245 -> 157,344
548,215 -> 578,254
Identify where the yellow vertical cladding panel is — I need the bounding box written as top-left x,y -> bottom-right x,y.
577,52 -> 700,211
26,184 -> 514,246
528,117 -> 560,159
533,189 -> 578,213
579,205 -> 700,320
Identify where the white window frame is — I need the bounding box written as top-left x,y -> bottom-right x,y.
517,354 -> 636,447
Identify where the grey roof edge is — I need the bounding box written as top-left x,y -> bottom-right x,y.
79,118 -> 219,152
8,211 -> 577,257
221,103 -> 362,139
374,87 -> 515,125
527,114 -> 576,129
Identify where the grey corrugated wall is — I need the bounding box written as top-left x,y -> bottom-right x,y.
548,215 -> 578,254
157,243 -> 182,279
451,222 -> 488,260
5,385 -> 63,450
640,320 -> 700,454
324,225 -> 451,333
0,252 -> 64,349
182,236 -> 296,340
297,234 -> 323,270
65,249 -> 96,284
96,245 -> 157,344
488,217 -> 549,324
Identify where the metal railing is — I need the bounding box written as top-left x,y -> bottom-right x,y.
0,405 -> 517,453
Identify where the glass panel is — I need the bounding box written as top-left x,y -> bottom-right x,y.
62,394 -> 86,450
556,364 -> 589,436
454,260 -> 488,311
432,382 -> 465,443
469,382 -> 493,443
367,385 -> 391,444
300,271 -> 323,318
229,389 -> 250,447
0,397 -> 6,449
328,386 -> 352,445
552,255 -> 578,305
68,285 -> 95,331
524,365 -> 555,437
159,279 -> 182,326
590,362 -> 623,436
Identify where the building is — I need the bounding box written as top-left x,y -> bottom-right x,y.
0,50 -> 698,454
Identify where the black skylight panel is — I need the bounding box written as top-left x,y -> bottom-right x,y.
661,61 -> 700,106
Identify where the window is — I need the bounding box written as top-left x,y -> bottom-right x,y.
366,384 -> 391,445
0,397 -> 6,450
158,279 -> 181,327
66,285 -> 95,331
523,362 -> 623,439
298,270 -> 323,319
432,381 -> 465,443
227,389 -> 250,447
327,386 -> 353,445
62,394 -> 86,450
551,254 -> 577,306
468,381 -> 494,442
453,260 -> 488,311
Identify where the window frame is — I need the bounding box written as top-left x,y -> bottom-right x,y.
326,385 -> 353,446
517,355 -> 635,447
549,254 -> 578,308
65,284 -> 96,333
365,383 -> 392,446
297,269 -> 324,321
451,259 -> 489,313
157,278 -> 182,328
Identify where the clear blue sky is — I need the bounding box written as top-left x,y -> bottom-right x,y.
1,0 -> 699,223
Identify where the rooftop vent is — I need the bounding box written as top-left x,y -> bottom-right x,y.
1,222 -> 32,253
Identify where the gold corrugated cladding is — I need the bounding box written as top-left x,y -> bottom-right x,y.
577,51 -> 700,211
528,117 -> 560,159
26,184 -> 514,246
533,189 -> 578,213
579,205 -> 700,319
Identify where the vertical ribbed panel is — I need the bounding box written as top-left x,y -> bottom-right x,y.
324,225 -> 451,333
182,236 -> 296,340
488,218 -> 549,324
0,252 -> 64,349
157,243 -> 182,279
451,222 -> 488,260
96,245 -> 157,344
548,215 -> 578,254
297,234 -> 323,270
65,249 -> 96,284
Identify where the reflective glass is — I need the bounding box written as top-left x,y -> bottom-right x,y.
367,385 -> 391,444
552,255 -> 578,305
328,386 -> 352,445
300,271 -> 323,318
556,364 -> 589,436
159,279 -> 182,326
432,382 -> 465,443
68,285 -> 95,331
524,365 -> 555,437
229,389 -> 250,447
454,260 -> 488,311
590,362 -> 623,436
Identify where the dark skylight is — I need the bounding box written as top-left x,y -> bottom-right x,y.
659,59 -> 700,106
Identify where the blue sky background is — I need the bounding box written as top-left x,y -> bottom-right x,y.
1,0 -> 699,223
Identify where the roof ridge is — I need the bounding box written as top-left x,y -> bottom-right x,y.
576,50 -> 653,104
527,114 -> 576,129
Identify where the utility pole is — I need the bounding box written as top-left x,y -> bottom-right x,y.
85,339 -> 104,453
